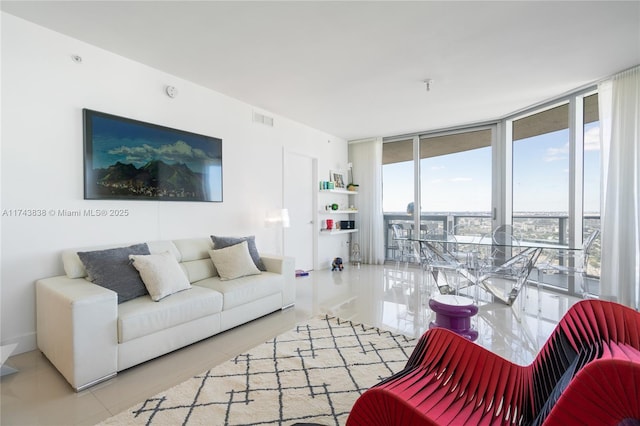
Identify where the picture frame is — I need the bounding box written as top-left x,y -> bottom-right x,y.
83,109 -> 223,202
330,170 -> 346,189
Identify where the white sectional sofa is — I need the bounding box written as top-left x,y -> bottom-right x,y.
35,236 -> 295,391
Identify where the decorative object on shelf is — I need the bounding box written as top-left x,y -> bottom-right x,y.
329,170 -> 346,189
340,220 -> 355,229
347,162 -> 358,192
320,181 -> 335,190
331,203 -> 339,211
331,257 -> 344,271
326,219 -> 334,230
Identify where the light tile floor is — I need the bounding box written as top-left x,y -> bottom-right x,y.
1,264 -> 580,426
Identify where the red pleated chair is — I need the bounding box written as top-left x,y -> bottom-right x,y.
346,300 -> 640,426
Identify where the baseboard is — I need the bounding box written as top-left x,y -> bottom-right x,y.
0,331 -> 37,356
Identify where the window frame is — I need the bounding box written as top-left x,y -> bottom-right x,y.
381,85 -> 600,297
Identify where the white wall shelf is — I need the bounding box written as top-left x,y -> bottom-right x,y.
319,189 -> 358,195
320,229 -> 358,235
319,209 -> 358,214
319,181 -> 358,237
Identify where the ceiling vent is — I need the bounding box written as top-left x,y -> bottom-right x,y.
253,111 -> 274,127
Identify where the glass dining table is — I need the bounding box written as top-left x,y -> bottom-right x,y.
411,234 -> 555,306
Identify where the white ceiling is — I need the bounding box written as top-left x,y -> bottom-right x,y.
2,1 -> 639,140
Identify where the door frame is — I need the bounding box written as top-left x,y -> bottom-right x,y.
282,149 -> 318,271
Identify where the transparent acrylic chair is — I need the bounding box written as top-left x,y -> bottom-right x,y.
476,227 -> 540,306
390,223 -> 418,272
536,229 -> 600,298
418,231 -> 476,296
388,224 -> 421,294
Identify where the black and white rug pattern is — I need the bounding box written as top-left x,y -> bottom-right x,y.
100,316 -> 416,426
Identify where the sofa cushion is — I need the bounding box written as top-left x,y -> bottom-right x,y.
117,286 -> 223,343
146,240 -> 181,260
194,272 -> 283,310
77,243 -> 151,304
63,241 -> 178,279
181,258 -> 218,283
173,238 -> 213,262
211,235 -> 266,271
129,252 -> 192,301
172,238 -> 218,279
208,241 -> 261,281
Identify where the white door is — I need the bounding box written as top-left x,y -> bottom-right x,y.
283,151 -> 314,271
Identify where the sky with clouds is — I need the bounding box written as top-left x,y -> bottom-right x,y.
383,122 -> 600,214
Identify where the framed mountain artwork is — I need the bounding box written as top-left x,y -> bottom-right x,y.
83,109 -> 222,202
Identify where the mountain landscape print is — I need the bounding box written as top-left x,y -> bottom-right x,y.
84,109 -> 223,202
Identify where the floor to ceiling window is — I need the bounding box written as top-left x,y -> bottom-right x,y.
512,103 -> 570,244
382,139 -> 415,259
382,129 -> 493,262
509,92 -> 601,296
419,129 -> 492,236
380,87 -> 601,298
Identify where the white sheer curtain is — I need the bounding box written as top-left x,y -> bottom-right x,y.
598,66 -> 640,309
349,138 -> 385,264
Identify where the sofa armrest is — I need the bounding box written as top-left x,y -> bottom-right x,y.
261,254 -> 296,308
36,275 -> 118,391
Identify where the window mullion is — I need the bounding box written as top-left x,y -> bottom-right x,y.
413,135 -> 421,233
569,96 -> 585,249
494,121 -> 512,229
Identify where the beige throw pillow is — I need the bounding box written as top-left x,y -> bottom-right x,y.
129,251 -> 191,301
208,241 -> 261,281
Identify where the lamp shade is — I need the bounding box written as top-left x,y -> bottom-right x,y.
266,208 -> 290,228
280,209 -> 290,228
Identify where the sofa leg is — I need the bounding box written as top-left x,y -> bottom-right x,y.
74,372 -> 117,392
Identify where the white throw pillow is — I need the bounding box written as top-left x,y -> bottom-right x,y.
208,241 -> 261,281
129,251 -> 191,301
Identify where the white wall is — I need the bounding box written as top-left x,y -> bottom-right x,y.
0,13 -> 348,354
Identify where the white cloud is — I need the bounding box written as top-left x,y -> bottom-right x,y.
109,140 -> 214,164
544,143 -> 569,162
584,126 -> 600,151
542,127 -> 600,161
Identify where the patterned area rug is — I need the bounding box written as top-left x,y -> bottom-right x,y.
100,316 -> 416,426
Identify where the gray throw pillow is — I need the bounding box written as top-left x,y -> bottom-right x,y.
77,243 -> 151,304
210,235 -> 266,271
